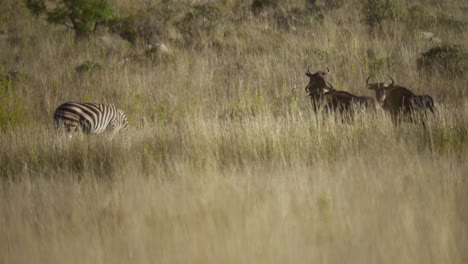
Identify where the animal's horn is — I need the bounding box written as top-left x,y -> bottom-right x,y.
326,67 -> 330,73
307,66 -> 313,74
326,82 -> 334,90
366,75 -> 374,85
386,74 -> 395,86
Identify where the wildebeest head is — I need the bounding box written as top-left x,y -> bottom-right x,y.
366,75 -> 395,104
305,66 -> 331,96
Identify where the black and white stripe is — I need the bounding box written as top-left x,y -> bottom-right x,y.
54,102 -> 128,136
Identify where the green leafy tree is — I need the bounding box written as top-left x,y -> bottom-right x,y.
25,0 -> 115,38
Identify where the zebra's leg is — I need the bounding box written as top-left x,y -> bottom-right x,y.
106,121 -> 123,140
108,121 -> 118,137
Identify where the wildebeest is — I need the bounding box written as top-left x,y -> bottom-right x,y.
366,75 -> 435,127
412,95 -> 435,113
305,67 -> 376,115
305,67 -> 330,94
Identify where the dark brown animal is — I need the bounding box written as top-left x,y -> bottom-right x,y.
305,67 -> 330,94
366,75 -> 435,127
412,95 -> 435,114
305,67 -> 376,115
354,95 -> 377,110
305,66 -> 334,113
317,84 -> 376,114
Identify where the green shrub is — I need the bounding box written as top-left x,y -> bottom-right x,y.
107,15 -> 138,44
362,0 -> 407,30
405,5 -> 466,31
436,12 -> 467,31
108,2 -> 184,45
0,71 -> 23,131
110,9 -> 166,45
109,3 -> 225,49
25,0 -> 116,38
0,70 -> 20,83
417,43 -> 467,77
406,5 -> 435,28
363,0 -> 388,28
175,4 -> 224,49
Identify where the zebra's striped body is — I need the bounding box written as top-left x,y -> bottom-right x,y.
54,102 -> 128,136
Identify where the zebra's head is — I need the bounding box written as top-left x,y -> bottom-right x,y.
114,109 -> 129,133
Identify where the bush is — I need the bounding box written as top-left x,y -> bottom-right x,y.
107,15 -> 139,44
175,4 -> 224,49
436,12 -> 467,31
25,0 -> 116,38
108,2 -> 184,45
362,0 -> 406,30
0,71 -> 23,131
406,5 -> 435,28
417,43 -> 467,77
405,5 -> 466,31
109,3 -> 225,49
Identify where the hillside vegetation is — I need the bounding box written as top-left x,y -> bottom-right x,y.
0,0 -> 467,263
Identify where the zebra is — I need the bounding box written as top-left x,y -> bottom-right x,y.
54,102 -> 128,137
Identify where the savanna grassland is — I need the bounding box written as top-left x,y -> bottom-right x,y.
0,0 -> 467,263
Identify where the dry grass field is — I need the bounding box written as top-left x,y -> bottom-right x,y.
0,0 -> 467,263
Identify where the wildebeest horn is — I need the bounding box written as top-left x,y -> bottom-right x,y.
386,75 -> 395,86
326,82 -> 334,89
366,75 -> 374,85
326,67 -> 330,73
307,66 -> 313,74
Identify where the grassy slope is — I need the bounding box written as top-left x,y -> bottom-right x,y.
0,0 -> 467,263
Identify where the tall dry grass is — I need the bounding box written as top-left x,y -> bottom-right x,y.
0,0 -> 467,263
